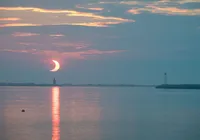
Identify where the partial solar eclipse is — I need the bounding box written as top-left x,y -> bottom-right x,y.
50,60 -> 60,72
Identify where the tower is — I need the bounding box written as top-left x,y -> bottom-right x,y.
164,73 -> 167,85
53,78 -> 56,85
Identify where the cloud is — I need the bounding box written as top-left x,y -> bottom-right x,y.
175,0 -> 200,4
127,9 -> 141,15
0,18 -> 20,21
64,22 -> 123,27
147,5 -> 200,16
0,7 -> 134,28
87,8 -> 104,11
52,42 -> 90,49
119,0 -> 200,5
2,49 -> 30,53
128,6 -> 200,16
12,32 -> 40,37
49,34 -> 65,37
0,33 -> 123,60
119,1 -> 145,5
99,2 -> 118,4
1,48 -> 123,60
19,42 -> 42,46
0,23 -> 40,27
127,6 -> 200,16
97,0 -> 200,16
76,5 -> 104,11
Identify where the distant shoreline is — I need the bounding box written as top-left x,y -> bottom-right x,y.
1,83 -> 200,89
0,83 -> 154,87
156,84 -> 200,89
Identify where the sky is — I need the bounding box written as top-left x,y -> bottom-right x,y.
0,0 -> 200,84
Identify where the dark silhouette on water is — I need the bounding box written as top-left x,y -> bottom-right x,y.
156,73 -> 200,89
156,84 -> 200,89
53,78 -> 56,85
21,109 -> 25,112
164,72 -> 167,85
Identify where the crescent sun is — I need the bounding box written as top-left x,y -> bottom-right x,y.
50,60 -> 60,72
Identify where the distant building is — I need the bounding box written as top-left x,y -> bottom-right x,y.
53,78 -> 56,85
164,73 -> 167,85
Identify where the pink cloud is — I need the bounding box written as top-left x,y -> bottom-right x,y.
0,32 -> 124,61
127,9 -> 141,15
19,42 -> 42,46
1,48 -> 123,60
12,32 -> 40,37
0,18 -> 20,21
53,42 -> 90,49
49,34 -> 65,37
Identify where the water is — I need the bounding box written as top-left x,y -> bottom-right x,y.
0,87 -> 200,140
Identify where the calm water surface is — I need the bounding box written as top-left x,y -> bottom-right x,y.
0,87 -> 200,140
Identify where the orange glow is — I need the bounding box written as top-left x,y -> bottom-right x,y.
0,23 -> 41,27
0,7 -> 123,20
0,18 -> 20,21
127,9 -> 140,15
52,87 -> 60,140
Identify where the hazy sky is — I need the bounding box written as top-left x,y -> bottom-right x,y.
0,0 -> 200,84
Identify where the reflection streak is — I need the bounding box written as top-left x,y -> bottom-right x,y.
52,87 -> 60,140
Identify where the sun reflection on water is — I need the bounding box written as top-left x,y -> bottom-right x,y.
52,87 -> 60,140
